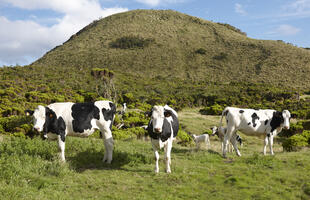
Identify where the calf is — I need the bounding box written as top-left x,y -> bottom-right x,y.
147,105 -> 179,173
25,101 -> 116,163
220,107 -> 290,157
192,134 -> 210,150
211,126 -> 242,153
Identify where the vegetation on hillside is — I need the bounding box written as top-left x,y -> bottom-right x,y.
1,9 -> 310,147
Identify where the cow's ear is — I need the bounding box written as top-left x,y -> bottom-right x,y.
25,109 -> 34,116
164,110 -> 172,118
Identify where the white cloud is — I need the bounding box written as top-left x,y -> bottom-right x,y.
0,0 -> 128,65
234,3 -> 247,16
281,0 -> 310,18
268,24 -> 301,36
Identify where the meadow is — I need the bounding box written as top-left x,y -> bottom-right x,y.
0,109 -> 309,200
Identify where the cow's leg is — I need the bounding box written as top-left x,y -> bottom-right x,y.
151,141 -> 160,173
268,135 -> 274,155
101,126 -> 114,164
263,136 -> 269,155
230,134 -> 241,156
164,140 -> 172,173
223,126 -> 234,158
58,135 -> 66,162
206,137 -> 211,149
196,141 -> 200,150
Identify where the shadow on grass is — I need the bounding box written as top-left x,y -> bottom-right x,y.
68,149 -> 152,172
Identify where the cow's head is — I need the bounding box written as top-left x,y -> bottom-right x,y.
271,110 -> 291,131
25,105 -> 46,132
210,126 -> 218,136
282,110 -> 291,129
150,106 -> 172,133
25,106 -> 58,139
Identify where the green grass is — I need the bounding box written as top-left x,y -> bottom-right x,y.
1,109 -> 310,200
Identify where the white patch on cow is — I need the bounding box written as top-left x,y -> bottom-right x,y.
282,110 -> 291,129
151,106 -> 165,133
33,105 -> 46,132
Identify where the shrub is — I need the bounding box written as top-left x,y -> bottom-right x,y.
195,48 -> 207,55
177,128 -> 192,146
199,104 -> 223,115
110,36 -> 154,49
112,127 -> 147,140
282,130 -> 310,151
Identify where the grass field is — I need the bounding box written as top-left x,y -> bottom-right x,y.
0,109 -> 310,200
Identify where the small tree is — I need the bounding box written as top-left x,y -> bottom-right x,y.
91,68 -> 117,101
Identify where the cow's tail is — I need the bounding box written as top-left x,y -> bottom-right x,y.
219,107 -> 229,128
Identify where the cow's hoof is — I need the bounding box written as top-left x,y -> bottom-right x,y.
103,159 -> 112,164
166,170 -> 171,173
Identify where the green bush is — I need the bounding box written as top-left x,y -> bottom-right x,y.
110,36 -> 154,49
112,127 -> 147,140
195,48 -> 207,55
199,104 -> 223,115
177,128 -> 192,146
282,130 -> 310,152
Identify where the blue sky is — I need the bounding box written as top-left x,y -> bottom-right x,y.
0,0 -> 309,66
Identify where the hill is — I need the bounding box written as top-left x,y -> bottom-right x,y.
32,9 -> 310,88
1,9 -> 310,118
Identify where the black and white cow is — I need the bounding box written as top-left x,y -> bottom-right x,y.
220,107 -> 291,158
25,101 -> 116,163
147,105 -> 179,173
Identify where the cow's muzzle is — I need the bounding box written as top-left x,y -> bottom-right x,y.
154,128 -> 162,133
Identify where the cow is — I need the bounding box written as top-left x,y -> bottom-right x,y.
220,107 -> 290,158
192,134 -> 211,150
147,105 -> 179,173
211,126 -> 242,153
25,101 -> 116,163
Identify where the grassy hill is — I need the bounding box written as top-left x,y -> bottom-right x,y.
1,9 -> 310,124
32,9 -> 310,88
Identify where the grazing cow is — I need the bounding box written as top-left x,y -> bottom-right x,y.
192,134 -> 210,150
147,105 -> 179,173
220,107 -> 290,157
211,126 -> 242,153
25,101 -> 116,163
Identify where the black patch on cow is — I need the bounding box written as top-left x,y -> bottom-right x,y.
236,135 -> 242,145
239,110 -> 244,114
267,133 -> 271,138
43,107 -> 66,142
264,119 -> 268,125
270,111 -> 284,132
147,110 -> 179,142
71,102 -> 100,133
248,122 -> 251,125
251,113 -> 260,128
170,111 -> 179,138
224,110 -> 229,116
102,102 -> 116,129
148,119 -> 172,142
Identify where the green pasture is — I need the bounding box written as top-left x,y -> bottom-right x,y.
0,109 -> 310,200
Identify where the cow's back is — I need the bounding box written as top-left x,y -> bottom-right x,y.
226,107 -> 275,135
